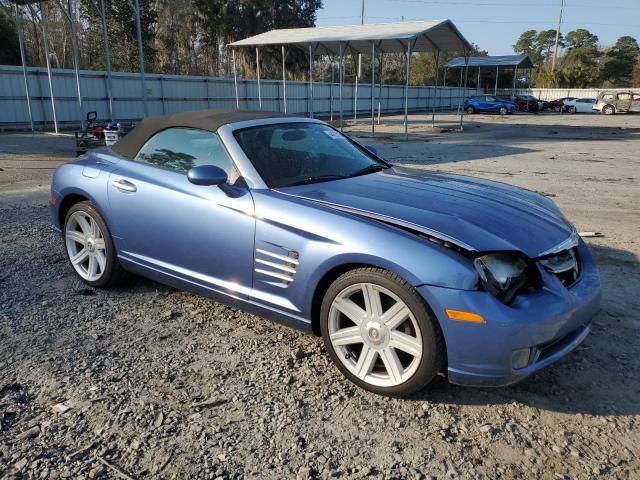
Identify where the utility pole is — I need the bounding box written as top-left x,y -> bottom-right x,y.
551,0 -> 564,72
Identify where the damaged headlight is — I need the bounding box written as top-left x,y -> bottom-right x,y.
473,252 -> 539,304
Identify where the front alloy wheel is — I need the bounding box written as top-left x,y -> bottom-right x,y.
321,268 -> 444,396
63,201 -> 125,288
602,105 -> 615,115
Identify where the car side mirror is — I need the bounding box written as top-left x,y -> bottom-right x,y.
187,165 -> 228,186
364,145 -> 378,156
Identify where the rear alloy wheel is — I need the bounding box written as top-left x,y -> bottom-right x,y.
602,104 -> 615,115
64,201 -> 125,288
466,106 -> 475,114
499,106 -> 508,115
320,268 -> 444,396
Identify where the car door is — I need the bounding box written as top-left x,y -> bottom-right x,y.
484,96 -> 499,111
107,127 -> 255,299
579,99 -> 596,113
631,93 -> 640,113
616,93 -> 632,112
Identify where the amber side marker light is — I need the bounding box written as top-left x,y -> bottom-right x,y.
445,309 -> 486,324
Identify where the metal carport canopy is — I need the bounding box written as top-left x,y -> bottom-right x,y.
446,54 -> 534,69
229,19 -> 472,54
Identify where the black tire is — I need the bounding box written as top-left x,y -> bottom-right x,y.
568,106 -> 577,114
63,201 -> 126,288
466,106 -> 475,114
320,268 -> 445,397
498,106 -> 508,115
602,104 -> 615,115
554,106 -> 561,112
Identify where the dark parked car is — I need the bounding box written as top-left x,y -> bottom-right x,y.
50,109 -> 601,396
501,95 -> 542,112
546,97 -> 577,112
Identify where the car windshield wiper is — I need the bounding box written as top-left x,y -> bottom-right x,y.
349,163 -> 389,178
287,174 -> 348,186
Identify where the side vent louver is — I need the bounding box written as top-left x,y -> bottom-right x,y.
255,248 -> 299,285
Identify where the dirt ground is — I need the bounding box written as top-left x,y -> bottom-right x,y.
0,112 -> 639,480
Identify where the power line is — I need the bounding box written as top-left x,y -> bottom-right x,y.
382,0 -> 639,9
552,0 -> 564,71
317,15 -> 639,27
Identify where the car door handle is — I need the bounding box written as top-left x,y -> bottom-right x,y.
112,179 -> 137,193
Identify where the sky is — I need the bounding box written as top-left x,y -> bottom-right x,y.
316,0 -> 640,55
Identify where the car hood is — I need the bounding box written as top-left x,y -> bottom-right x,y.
277,167 -> 574,258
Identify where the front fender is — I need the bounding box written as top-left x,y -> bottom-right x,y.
251,189 -> 480,321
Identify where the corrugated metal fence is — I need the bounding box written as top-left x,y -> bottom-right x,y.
0,65 -> 482,129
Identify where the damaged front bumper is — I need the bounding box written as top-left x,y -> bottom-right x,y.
418,239 -> 601,387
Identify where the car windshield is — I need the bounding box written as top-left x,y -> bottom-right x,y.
233,122 -> 388,188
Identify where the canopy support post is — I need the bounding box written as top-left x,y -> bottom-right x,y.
14,3 -> 34,132
309,44 -> 314,118
98,0 -> 114,120
62,0 -> 85,129
281,45 -> 287,113
512,65 -> 517,93
131,0 -> 148,117
330,56 -> 334,122
339,44 -> 344,131
477,66 -> 481,90
232,48 -> 239,109
41,2 -> 58,133
377,49 -> 384,125
460,50 -> 470,131
370,42 -> 375,137
354,57 -> 359,120
256,47 -> 262,110
432,48 -> 440,128
404,39 -> 413,141
494,64 -> 499,96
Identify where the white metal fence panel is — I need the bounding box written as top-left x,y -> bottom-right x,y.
497,88 -> 639,101
0,65 -> 482,129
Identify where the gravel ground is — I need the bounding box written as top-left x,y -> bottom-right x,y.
1,113 -> 639,479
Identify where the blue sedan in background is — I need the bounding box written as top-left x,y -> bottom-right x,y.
50,110 -> 600,396
464,95 -> 517,115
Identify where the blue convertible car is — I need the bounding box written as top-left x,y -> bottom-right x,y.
464,95 -> 517,115
50,110 -> 600,396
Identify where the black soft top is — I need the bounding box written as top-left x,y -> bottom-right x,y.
111,109 -> 289,159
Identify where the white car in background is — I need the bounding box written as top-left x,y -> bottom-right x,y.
563,98 -> 596,114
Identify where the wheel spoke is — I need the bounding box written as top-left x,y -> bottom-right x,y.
95,250 -> 107,273
70,248 -> 89,265
389,331 -> 422,358
354,345 -> 378,380
332,297 -> 366,325
362,284 -> 383,318
93,238 -> 106,250
87,255 -> 98,278
65,230 -> 85,245
380,347 -> 404,385
76,215 -> 92,235
90,217 -> 99,237
329,326 -> 362,346
380,301 -> 410,330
